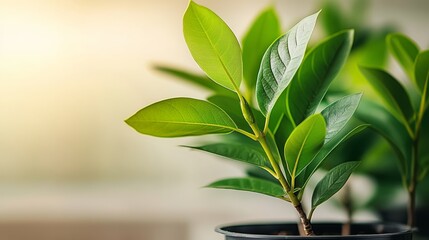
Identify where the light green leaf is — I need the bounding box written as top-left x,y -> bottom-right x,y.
359,67 -> 414,123
311,161 -> 360,209
186,143 -> 270,169
153,65 -> 233,96
414,50 -> 429,96
321,93 -> 362,143
285,114 -> 326,180
387,33 -> 420,81
126,98 -> 237,137
183,1 -> 242,91
206,177 -> 285,198
296,124 -> 368,190
256,11 -> 319,116
286,30 -> 354,125
242,7 -> 281,92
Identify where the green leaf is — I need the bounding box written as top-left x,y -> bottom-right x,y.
296,124 -> 368,190
286,30 -> 354,126
387,33 -> 420,81
207,95 -> 265,132
153,65 -> 233,95
256,11 -> 319,116
126,98 -> 237,137
414,50 -> 429,96
183,1 -> 242,91
242,7 -> 281,92
285,114 -> 326,180
311,161 -> 360,209
321,93 -> 362,143
186,143 -> 270,169
246,167 -> 279,185
206,177 -> 284,198
359,67 -> 414,123
319,1 -> 346,36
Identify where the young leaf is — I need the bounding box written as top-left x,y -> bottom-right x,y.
285,114 -> 326,180
256,11 -> 319,116
321,93 -> 362,143
359,67 -> 414,123
207,95 -> 265,132
183,1 -> 242,91
414,50 -> 429,96
311,161 -> 360,210
286,30 -> 354,125
186,143 -> 270,169
126,98 -> 237,137
153,65 -> 233,95
242,7 -> 281,92
206,177 -> 285,198
387,33 -> 420,81
296,124 -> 368,190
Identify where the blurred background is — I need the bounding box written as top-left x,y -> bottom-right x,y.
0,0 -> 428,239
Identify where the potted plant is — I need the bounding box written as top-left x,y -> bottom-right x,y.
358,33 -> 429,233
126,1 -> 412,238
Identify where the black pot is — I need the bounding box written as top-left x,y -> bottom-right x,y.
216,222 -> 412,240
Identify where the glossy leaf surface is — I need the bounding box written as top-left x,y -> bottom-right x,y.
242,7 -> 281,91
360,67 -> 414,123
311,161 -> 360,209
321,93 -> 362,143
256,12 -> 319,115
187,143 -> 270,168
183,1 -> 242,91
286,30 -> 354,125
387,33 -> 420,81
126,98 -> 236,137
285,114 -> 326,179
414,50 -> 429,96
206,177 -> 285,198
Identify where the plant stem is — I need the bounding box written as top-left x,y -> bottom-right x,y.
238,95 -> 314,236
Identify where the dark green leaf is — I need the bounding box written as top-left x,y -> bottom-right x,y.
359,67 -> 414,123
256,11 -> 319,116
126,98 -> 237,137
285,114 -> 326,180
242,7 -> 281,92
153,65 -> 233,95
286,30 -> 354,126
246,167 -> 279,185
414,50 -> 429,96
206,177 -> 285,198
311,161 -> 360,209
387,33 -> 420,81
186,143 -> 270,169
183,1 -> 242,91
321,93 -> 362,143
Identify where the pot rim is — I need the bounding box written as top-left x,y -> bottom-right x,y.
215,222 -> 412,239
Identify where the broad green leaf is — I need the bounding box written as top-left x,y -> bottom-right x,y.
321,93 -> 362,143
256,11 -> 319,116
414,50 -> 429,96
126,98 -> 237,137
207,95 -> 265,132
286,30 -> 354,125
183,1 -> 242,91
311,161 -> 360,209
153,65 -> 233,96
359,67 -> 414,123
266,130 -> 283,166
296,124 -> 368,190
246,167 -> 279,185
206,177 -> 284,198
186,143 -> 270,169
285,114 -> 326,180
242,7 -> 281,92
387,33 -> 420,81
